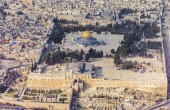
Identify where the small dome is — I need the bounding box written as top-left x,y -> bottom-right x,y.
82,31 -> 92,39
74,66 -> 81,72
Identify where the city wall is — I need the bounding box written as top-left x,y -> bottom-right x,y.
27,74 -> 167,97
90,78 -> 167,96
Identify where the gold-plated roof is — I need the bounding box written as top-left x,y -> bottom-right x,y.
82,31 -> 92,39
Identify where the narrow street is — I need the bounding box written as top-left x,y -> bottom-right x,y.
38,24 -> 56,65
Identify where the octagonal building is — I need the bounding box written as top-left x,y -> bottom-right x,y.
76,31 -> 100,47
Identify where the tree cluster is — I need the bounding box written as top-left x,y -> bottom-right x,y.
44,48 -> 84,65
110,49 -> 115,54
143,23 -> 160,39
114,22 -> 160,66
57,19 -> 78,25
114,53 -> 121,66
85,48 -> 103,62
121,61 -> 141,70
62,20 -> 137,35
140,12 -> 151,19
119,8 -> 137,19
48,18 -> 65,44
88,48 -> 103,58
44,52 -> 55,65
147,41 -> 162,49
120,8 -> 136,15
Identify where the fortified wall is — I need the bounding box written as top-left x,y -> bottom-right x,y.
91,78 -> 167,96
27,73 -> 167,97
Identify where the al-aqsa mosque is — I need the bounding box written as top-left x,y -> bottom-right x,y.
76,31 -> 101,47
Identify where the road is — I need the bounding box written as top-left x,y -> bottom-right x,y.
148,99 -> 170,110
38,24 -> 55,65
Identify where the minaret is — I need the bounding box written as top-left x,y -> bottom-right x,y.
139,16 -> 141,25
38,65 -> 41,74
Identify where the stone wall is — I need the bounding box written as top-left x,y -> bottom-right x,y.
6,72 -> 164,110
27,74 -> 91,89
91,78 -> 167,96
27,74 -> 66,89
27,73 -> 167,97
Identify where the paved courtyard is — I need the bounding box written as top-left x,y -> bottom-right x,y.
62,32 -> 124,54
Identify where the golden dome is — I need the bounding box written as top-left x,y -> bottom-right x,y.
82,31 -> 92,39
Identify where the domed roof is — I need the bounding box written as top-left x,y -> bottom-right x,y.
74,66 -> 81,72
82,31 -> 92,39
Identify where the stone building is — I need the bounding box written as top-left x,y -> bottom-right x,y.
27,62 -> 167,97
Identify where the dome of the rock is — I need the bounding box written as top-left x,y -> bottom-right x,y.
82,31 -> 92,39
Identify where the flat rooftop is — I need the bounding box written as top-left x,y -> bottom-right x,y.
0,59 -> 20,75
66,62 -> 93,75
90,58 -> 166,82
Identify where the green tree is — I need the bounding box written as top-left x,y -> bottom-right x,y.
96,22 -> 99,26
111,49 -> 115,54
85,53 -> 90,62
114,54 -> 121,66
34,62 -> 37,70
99,50 -> 103,57
80,49 -> 84,55
31,63 -> 34,72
